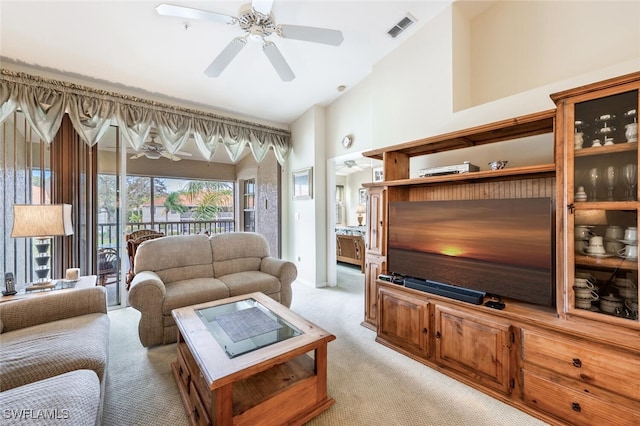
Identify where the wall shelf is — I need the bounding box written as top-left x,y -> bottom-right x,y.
363,109 -> 555,161
363,163 -> 555,188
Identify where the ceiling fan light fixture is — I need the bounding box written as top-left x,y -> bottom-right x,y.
144,152 -> 162,160
249,25 -> 265,41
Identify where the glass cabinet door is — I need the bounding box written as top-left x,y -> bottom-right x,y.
568,86 -> 639,325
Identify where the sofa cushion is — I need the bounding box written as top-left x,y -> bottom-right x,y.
161,278 -> 230,316
0,313 -> 109,392
210,232 -> 269,277
135,235 -> 214,282
0,370 -> 100,426
218,271 -> 282,298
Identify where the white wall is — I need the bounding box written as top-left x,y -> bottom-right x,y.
468,1 -> 640,107
287,105 -> 327,287
297,0 -> 640,287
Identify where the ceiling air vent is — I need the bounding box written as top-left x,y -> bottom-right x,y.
387,15 -> 415,38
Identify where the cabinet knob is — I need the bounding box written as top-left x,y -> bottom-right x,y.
571,402 -> 581,413
193,408 -> 200,421
179,365 -> 184,375
572,358 -> 582,368
422,328 -> 428,334
435,331 -> 441,339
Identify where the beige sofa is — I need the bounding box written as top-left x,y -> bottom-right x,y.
0,287 -> 110,425
128,232 -> 297,347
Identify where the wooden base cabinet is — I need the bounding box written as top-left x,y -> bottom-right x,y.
434,305 -> 514,395
375,283 -> 514,395
376,284 -> 430,358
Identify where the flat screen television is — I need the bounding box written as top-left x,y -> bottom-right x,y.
388,198 -> 555,307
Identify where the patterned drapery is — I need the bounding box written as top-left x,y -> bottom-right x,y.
0,70 -> 292,164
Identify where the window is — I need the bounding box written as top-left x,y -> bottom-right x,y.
243,179 -> 255,232
125,176 -> 235,235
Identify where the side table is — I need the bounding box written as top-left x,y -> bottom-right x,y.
0,275 -> 97,303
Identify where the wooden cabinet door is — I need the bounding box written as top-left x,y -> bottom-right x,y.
377,285 -> 430,358
366,187 -> 386,256
434,304 -> 513,395
363,255 -> 386,327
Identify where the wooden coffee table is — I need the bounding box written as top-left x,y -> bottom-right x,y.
171,292 -> 336,426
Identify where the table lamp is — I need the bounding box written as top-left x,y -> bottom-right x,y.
356,204 -> 366,226
11,204 -> 74,289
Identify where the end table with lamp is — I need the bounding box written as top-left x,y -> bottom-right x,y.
10,204 -> 74,292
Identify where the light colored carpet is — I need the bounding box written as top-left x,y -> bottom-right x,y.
103,264 -> 548,425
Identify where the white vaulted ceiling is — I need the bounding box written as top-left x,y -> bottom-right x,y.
0,0 -> 452,126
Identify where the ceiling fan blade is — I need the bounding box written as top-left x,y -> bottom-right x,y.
176,150 -> 192,157
155,4 -> 236,24
263,42 -> 295,82
205,37 -> 247,77
278,24 -> 344,46
130,152 -> 145,160
160,151 -> 181,161
252,0 -> 273,15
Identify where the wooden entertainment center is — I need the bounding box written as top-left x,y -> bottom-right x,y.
361,72 -> 640,425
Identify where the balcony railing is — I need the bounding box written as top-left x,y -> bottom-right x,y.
97,219 -> 235,247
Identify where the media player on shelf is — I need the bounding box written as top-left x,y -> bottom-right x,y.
419,161 -> 479,177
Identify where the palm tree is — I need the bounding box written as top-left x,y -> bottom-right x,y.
192,191 -> 230,221
163,192 -> 187,221
182,180 -> 233,221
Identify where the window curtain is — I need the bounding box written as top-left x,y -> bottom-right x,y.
0,70 -> 292,164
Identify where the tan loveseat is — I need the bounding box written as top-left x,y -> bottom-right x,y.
128,232 -> 297,347
0,287 -> 110,425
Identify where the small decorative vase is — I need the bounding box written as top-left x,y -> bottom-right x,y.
625,123 -> 638,143
575,186 -> 587,202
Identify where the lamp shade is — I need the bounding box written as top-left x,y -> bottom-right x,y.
11,204 -> 74,238
356,204 -> 366,214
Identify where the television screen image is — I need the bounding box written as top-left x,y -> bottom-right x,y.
388,198 -> 555,306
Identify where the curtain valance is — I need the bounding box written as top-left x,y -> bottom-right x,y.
0,69 -> 291,165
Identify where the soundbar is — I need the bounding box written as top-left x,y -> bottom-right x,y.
404,277 -> 485,305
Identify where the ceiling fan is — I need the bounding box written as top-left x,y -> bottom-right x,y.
130,132 -> 192,161
155,0 -> 344,81
336,159 -> 370,174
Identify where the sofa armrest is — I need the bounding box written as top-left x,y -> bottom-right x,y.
260,257 -> 297,307
128,271 -> 166,313
0,287 -> 107,333
127,271 -> 168,347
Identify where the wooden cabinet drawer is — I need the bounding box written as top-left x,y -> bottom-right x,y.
176,345 -> 191,392
523,329 -> 640,401
189,381 -> 212,426
523,370 -> 640,426
179,342 -> 213,410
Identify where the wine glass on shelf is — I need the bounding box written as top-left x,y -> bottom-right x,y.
605,166 -> 618,201
588,167 -> 599,201
623,164 -> 638,201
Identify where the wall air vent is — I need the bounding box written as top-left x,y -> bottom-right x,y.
387,15 -> 415,38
